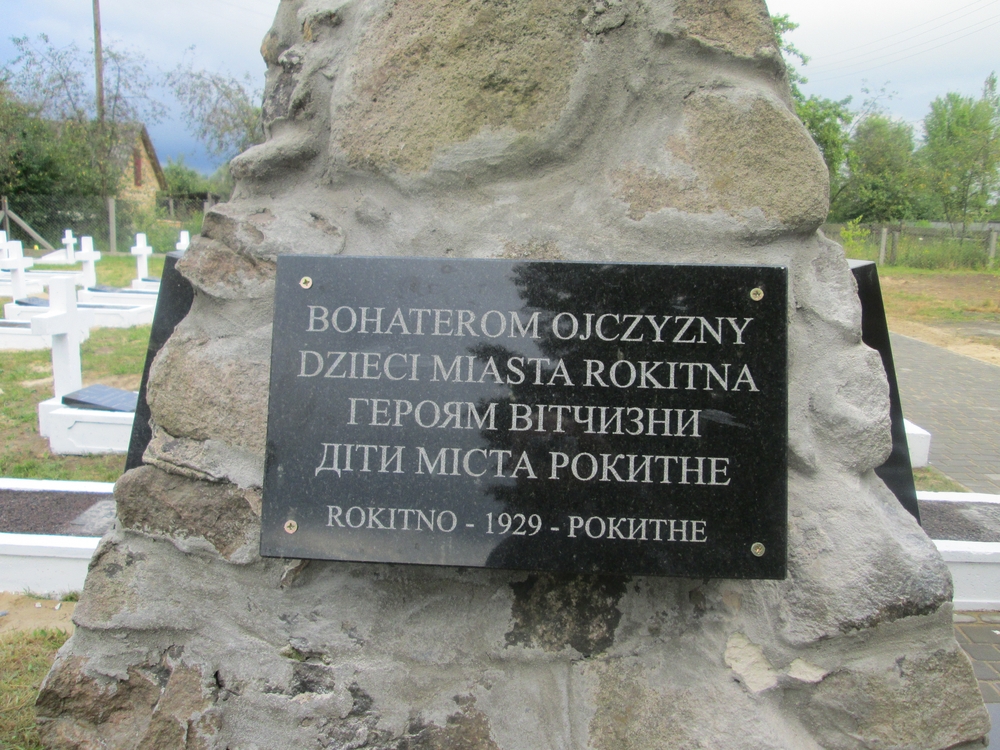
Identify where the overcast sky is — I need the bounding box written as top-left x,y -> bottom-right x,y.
1,0 -> 996,174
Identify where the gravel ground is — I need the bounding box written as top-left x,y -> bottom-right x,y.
0,490 -> 115,536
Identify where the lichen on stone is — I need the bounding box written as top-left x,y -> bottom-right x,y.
506,573 -> 626,656
612,90 -> 828,229
672,0 -> 778,58
115,465 -> 260,560
336,0 -> 590,173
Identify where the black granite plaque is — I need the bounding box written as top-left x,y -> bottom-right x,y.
849,260 -> 920,522
62,384 -> 138,412
125,250 -> 195,471
261,257 -> 788,578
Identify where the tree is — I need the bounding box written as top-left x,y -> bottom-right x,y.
772,15 -> 853,182
162,156 -> 211,194
771,14 -> 808,99
832,114 -> 915,222
0,81 -> 61,194
167,63 -> 263,163
920,73 -> 1000,238
2,34 -> 163,197
796,94 -> 854,183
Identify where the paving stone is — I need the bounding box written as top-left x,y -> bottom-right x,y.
892,334 -> 1000,494
959,625 -> 1000,644
955,613 -> 978,623
959,643 -> 1000,662
979,681 -> 1000,704
972,661 -> 1000,680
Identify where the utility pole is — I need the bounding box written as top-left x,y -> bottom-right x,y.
93,0 -> 105,122
94,0 -> 113,248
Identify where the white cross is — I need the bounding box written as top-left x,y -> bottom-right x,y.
131,233 -> 152,282
31,276 -> 92,399
77,236 -> 102,289
176,230 -> 190,252
0,241 -> 35,300
0,231 -> 7,261
62,229 -> 78,263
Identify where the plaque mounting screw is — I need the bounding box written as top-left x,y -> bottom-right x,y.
300,276 -> 313,289
750,287 -> 764,301
284,520 -> 298,534
751,542 -> 766,557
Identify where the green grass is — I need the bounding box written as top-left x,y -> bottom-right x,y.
913,466 -> 969,493
873,268 -> 1000,329
133,213 -> 203,256
0,629 -> 69,750
832,227 -> 998,272
0,253 -> 162,482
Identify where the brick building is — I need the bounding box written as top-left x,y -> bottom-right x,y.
116,125 -> 167,210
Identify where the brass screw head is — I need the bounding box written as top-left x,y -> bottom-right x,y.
751,542 -> 766,557
300,276 -> 313,289
750,287 -> 764,301
284,520 -> 298,534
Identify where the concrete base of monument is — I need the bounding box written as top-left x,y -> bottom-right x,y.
906,419 -> 932,468
77,287 -> 159,307
5,299 -> 154,328
0,532 -> 100,594
0,319 -> 92,351
0,276 -> 45,298
38,250 -> 76,264
38,397 -> 135,454
130,278 -> 160,292
2,491 -> 1000,604
1,319 -> 54,350
935,539 -> 1000,610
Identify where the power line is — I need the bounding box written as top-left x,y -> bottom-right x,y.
808,17 -> 1000,84
806,0 -> 997,64
813,11 -> 1000,73
189,0 -> 273,21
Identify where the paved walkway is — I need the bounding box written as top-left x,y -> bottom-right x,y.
891,333 -> 1000,494
955,612 -> 1000,747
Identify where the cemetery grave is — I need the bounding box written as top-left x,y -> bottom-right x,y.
37,230 -> 79,265
4,234 -> 158,329
76,234 -> 160,308
0,238 -> 46,301
128,233 -> 161,291
29,276 -> 136,456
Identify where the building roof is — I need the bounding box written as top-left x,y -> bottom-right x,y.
137,124 -> 168,192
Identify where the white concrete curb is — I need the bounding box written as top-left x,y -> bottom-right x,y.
918,490 -> 1000,505
934,540 -> 1000,610
0,477 -> 115,493
0,532 -> 100,594
2,487 -> 1000,603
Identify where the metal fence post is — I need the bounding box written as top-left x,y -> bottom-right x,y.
107,196 -> 116,254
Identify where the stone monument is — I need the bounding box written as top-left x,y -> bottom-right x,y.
38,1 -> 989,748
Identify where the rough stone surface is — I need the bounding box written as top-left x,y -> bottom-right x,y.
40,0 -> 989,748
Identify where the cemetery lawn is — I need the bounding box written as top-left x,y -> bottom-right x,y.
0,255 -> 165,481
0,628 -> 69,750
878,269 -> 1000,366
35,254 -> 166,289
913,466 -> 969,493
0,325 -> 149,481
